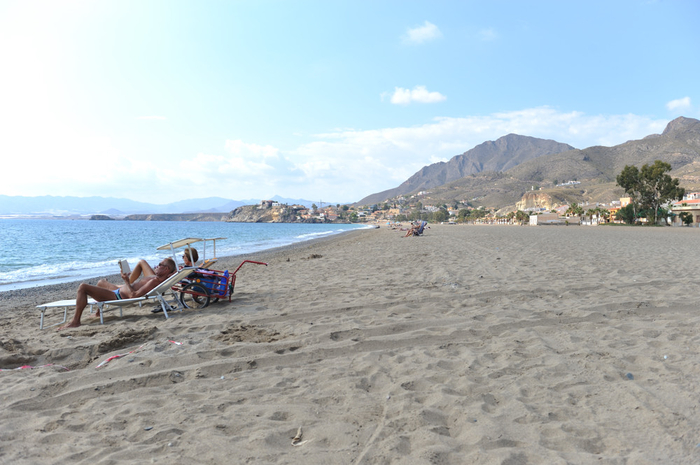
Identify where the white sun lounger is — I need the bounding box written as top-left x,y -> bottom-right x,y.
36,268 -> 196,329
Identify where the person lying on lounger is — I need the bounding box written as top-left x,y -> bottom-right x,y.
403,221 -> 427,237
58,258 -> 177,330
128,248 -> 198,284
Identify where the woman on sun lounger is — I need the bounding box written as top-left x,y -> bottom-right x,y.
57,258 -> 177,330
129,248 -> 198,284
403,221 -> 427,237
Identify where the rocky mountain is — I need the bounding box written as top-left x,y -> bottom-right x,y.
506,116 -> 700,185
357,134 -> 575,205
358,116 -> 700,211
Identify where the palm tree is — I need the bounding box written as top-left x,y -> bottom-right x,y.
586,208 -> 597,225
566,203 -> 584,217
516,210 -> 529,225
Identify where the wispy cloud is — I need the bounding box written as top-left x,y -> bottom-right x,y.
389,86 -> 447,105
225,139 -> 279,159
403,21 -> 442,44
666,97 -> 691,111
0,107 -> 672,204
136,115 -> 167,120
478,28 -> 498,41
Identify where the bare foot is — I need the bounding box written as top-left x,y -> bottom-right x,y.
57,322 -> 80,331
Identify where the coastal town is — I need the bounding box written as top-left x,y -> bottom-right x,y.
243,190 -> 700,227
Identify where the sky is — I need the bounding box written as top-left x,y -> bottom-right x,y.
0,0 -> 698,205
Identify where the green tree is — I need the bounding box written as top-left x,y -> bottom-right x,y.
585,208 -> 597,224
349,212 -> 358,222
616,161 -> 685,226
433,209 -> 449,223
593,207 -> 610,224
515,210 -> 529,225
615,204 -> 637,224
566,203 -> 584,217
312,203 -> 318,214
679,211 -> 694,226
469,209 -> 487,220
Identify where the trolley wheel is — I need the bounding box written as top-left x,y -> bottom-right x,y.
180,283 -> 210,309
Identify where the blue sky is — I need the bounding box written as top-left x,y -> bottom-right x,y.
1,0 -> 698,204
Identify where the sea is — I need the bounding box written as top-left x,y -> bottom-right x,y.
0,219 -> 367,292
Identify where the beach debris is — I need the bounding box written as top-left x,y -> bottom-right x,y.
626,373 -> 634,380
291,426 -> 307,446
0,363 -> 69,372
144,426 -> 153,431
95,340 -> 184,369
664,355 -> 668,360
304,254 -> 323,260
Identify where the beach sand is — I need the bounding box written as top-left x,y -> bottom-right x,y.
2,224 -> 700,464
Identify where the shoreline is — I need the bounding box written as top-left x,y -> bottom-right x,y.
0,227 -> 369,313
0,224 -> 369,303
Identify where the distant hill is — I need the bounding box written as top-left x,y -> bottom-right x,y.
0,194 -> 330,217
357,117 -> 700,211
357,134 -> 575,205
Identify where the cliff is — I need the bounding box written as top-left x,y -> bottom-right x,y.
516,192 -> 555,211
226,204 -> 348,223
226,205 -> 298,223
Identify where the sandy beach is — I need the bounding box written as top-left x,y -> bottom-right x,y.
2,224 -> 700,464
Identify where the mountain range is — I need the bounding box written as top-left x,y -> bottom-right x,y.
358,116 -> 700,211
0,195 -> 322,217
4,116 -> 699,216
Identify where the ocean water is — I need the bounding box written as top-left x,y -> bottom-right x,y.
0,219 -> 366,292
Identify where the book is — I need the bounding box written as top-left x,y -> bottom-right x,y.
118,260 -> 131,275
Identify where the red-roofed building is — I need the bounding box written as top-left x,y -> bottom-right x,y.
670,194 -> 700,226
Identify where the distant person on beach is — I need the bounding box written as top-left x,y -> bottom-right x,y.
128,248 -> 198,284
403,221 -> 428,237
57,258 -> 177,330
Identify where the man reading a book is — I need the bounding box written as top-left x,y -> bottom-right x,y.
58,258 -> 177,330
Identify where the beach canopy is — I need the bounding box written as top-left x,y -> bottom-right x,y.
157,237 -> 227,267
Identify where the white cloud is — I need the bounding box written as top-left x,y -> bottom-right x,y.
225,139 -> 279,159
666,97 -> 691,111
0,107 -> 673,204
389,86 -> 447,105
403,21 -> 442,44
478,28 -> 498,41
172,140 -> 283,188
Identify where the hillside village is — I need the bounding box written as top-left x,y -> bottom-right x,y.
233,187 -> 700,228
